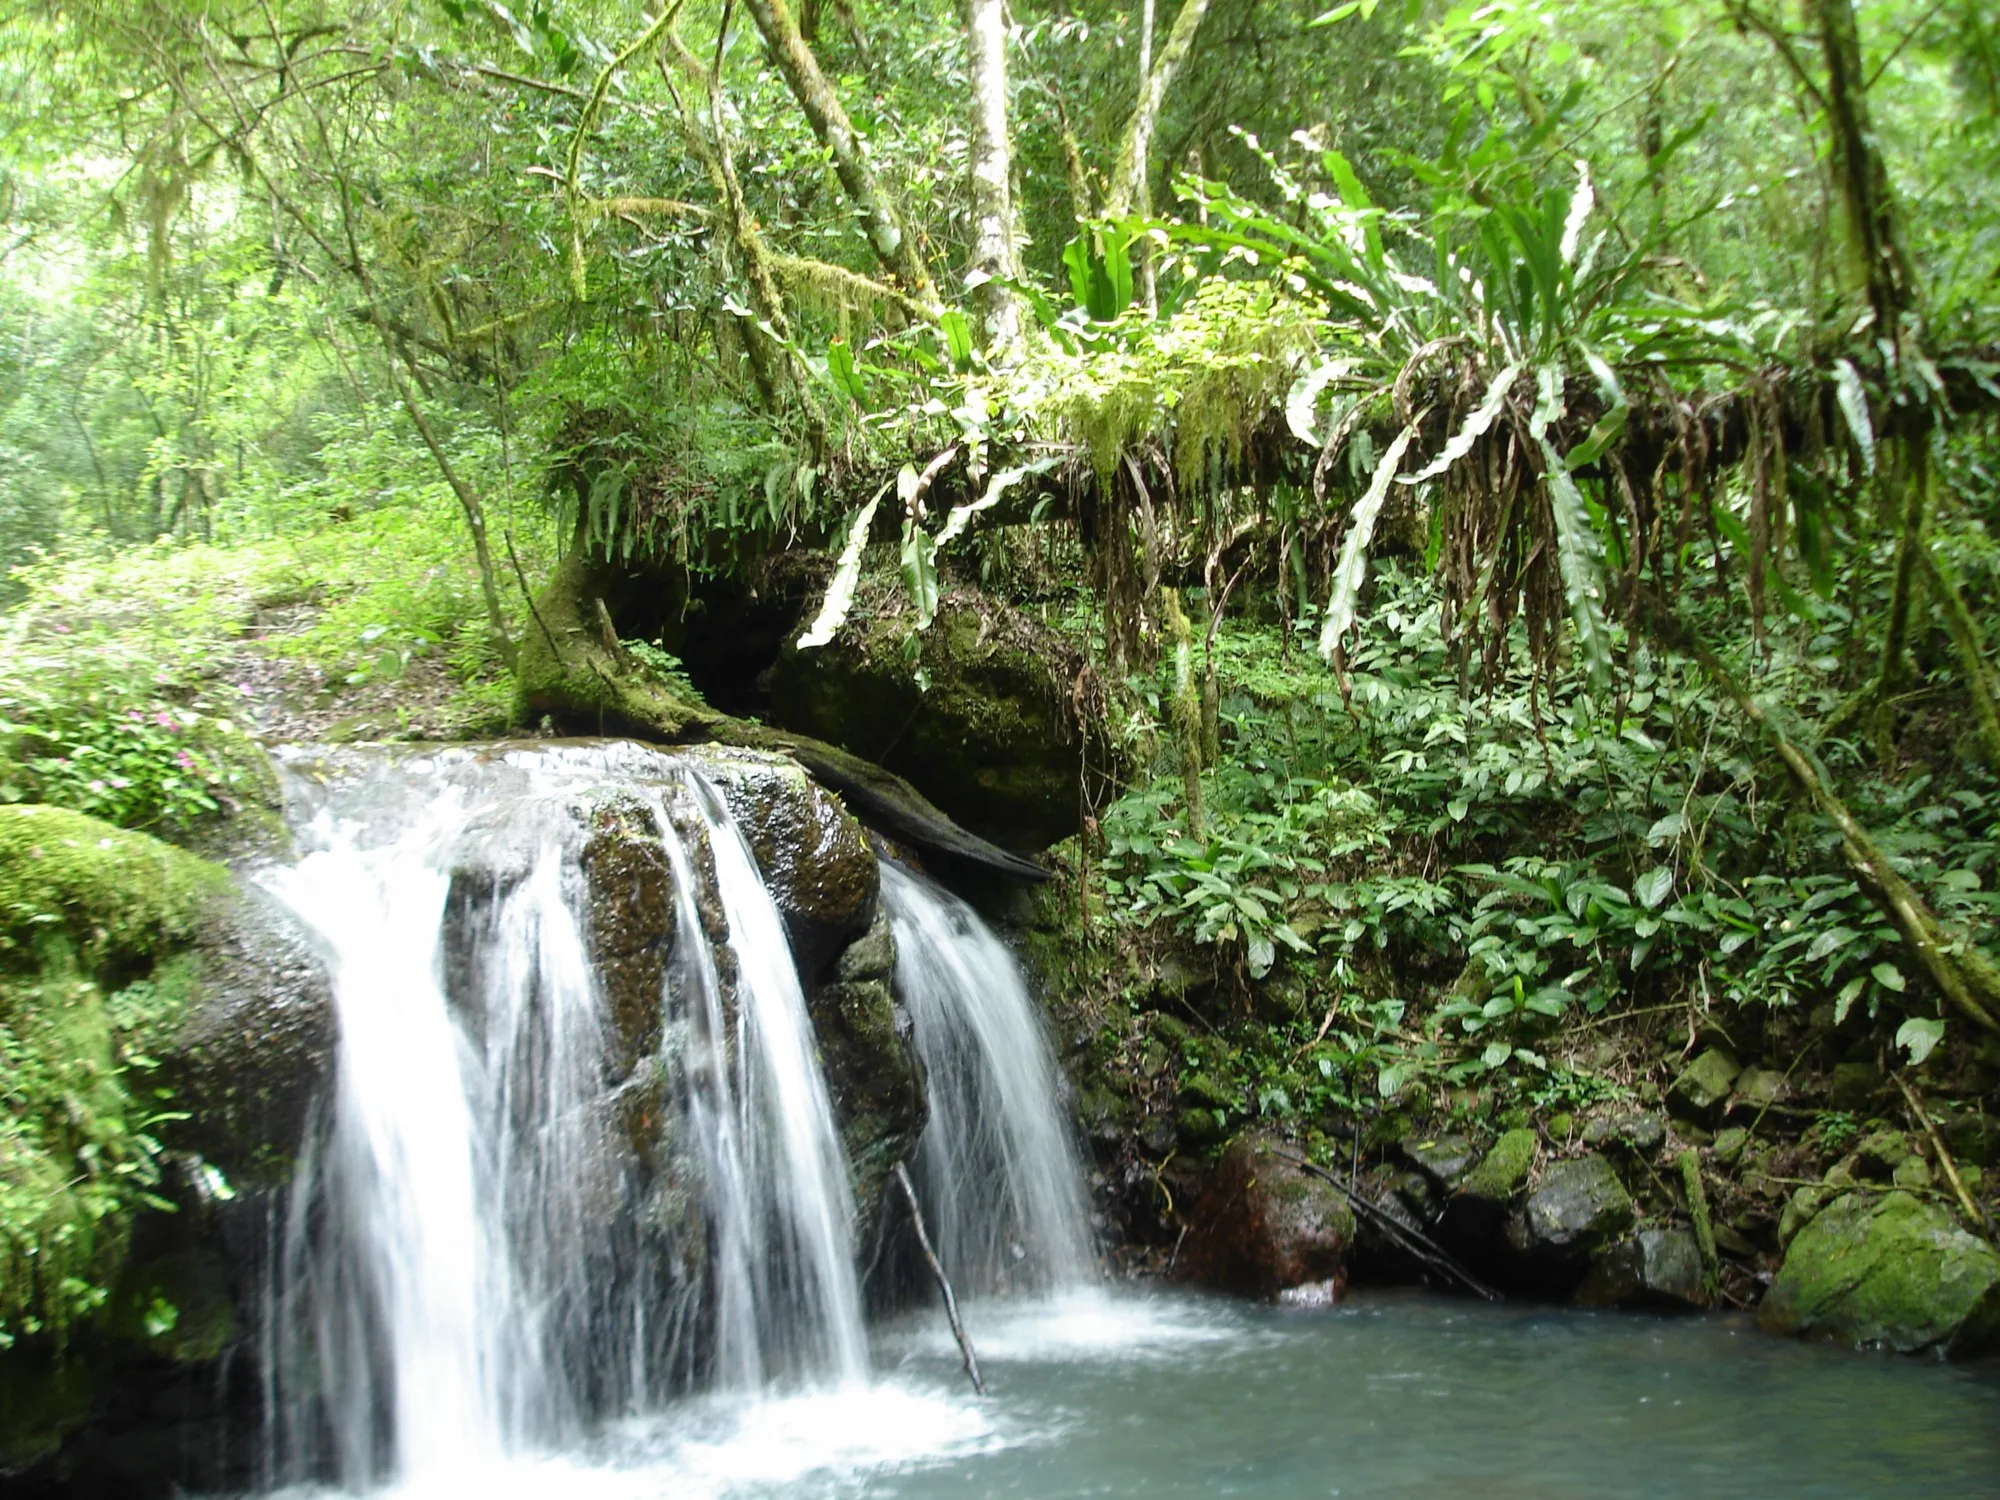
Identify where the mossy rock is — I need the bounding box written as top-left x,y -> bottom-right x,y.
767,590 -> 1096,851
1,807 -> 332,1345
0,805 -> 232,968
1460,1128 -> 1538,1202
1758,1190 -> 2000,1356
514,550 -> 721,742
1178,1132 -> 1355,1297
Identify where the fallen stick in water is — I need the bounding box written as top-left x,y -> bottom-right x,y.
1272,1148 -> 1501,1302
894,1161 -> 986,1395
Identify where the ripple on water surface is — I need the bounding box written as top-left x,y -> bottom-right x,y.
258,1290 -> 2000,1500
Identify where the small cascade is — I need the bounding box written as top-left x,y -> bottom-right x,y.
261,745 -> 869,1489
880,862 -> 1097,1297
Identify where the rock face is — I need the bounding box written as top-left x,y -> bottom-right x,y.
767,591 -> 1097,851
1758,1190 -> 2000,1356
690,746 -> 880,981
809,906 -> 924,1225
156,889 -> 336,1190
1577,1227 -> 1710,1310
1179,1133 -> 1356,1298
0,807 -> 330,1495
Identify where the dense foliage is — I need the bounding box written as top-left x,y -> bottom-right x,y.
2,0 -> 1999,1344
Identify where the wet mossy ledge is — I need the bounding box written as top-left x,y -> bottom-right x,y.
0,805 -> 332,1397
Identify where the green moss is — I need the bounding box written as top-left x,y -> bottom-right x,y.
1460,1127 -> 1538,1202
0,805 -> 231,968
1760,1190 -> 2000,1355
514,552 -> 719,741
0,808 -> 229,1346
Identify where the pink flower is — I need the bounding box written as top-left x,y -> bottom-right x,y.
176,751 -> 196,769
154,711 -> 177,729
87,779 -> 106,794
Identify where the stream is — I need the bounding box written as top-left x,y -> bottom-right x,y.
252,1288 -> 2000,1500
237,743 -> 1999,1500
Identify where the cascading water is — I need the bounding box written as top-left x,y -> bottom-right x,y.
880,861 -> 1098,1297
260,745 -> 870,1489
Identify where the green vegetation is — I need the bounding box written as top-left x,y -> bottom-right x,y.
2,0 -> 1999,1356
0,807 -> 230,1347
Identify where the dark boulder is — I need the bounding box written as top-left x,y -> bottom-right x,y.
766,589 -> 1100,852
1576,1227 -> 1710,1310
1179,1133 -> 1355,1299
689,746 -> 880,981
808,907 -> 924,1226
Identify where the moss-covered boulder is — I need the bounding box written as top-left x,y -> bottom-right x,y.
1,806 -> 333,1351
1179,1132 -> 1355,1298
1758,1190 -> 2000,1355
767,590 -> 1097,852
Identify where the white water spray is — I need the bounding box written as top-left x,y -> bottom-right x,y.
880,861 -> 1098,1296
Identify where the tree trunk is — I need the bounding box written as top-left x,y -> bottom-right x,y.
1814,0 -> 1913,337
1105,0 -> 1211,220
740,0 -> 937,306
966,0 -> 1019,351
663,28 -> 798,415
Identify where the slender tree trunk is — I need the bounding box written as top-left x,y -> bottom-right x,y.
966,0 -> 1019,351
1918,541 -> 2000,770
1815,0 -> 1913,337
1105,0 -> 1211,219
663,28 -> 797,414
740,0 -> 937,305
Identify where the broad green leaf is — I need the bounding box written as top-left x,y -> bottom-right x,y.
1834,974 -> 1866,1025
796,480 -> 891,648
1895,1016 -> 1945,1066
827,338 -> 866,402
1481,1040 -> 1512,1068
939,310 -> 974,372
938,462 -> 1037,547
1636,865 -> 1674,910
1872,961 -> 1907,993
1832,359 -> 1875,475
899,520 -> 939,631
1560,159 -> 1594,266
1565,345 -> 1628,468
1286,358 -> 1354,446
1247,934 -> 1276,978
1319,422 -> 1419,658
1537,435 -> 1615,693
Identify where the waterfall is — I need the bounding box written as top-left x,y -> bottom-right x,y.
261,746 -> 869,1488
880,862 -> 1097,1297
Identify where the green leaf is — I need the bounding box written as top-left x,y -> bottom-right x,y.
1871,961 -> 1907,993
940,311 -> 974,372
1565,345 -> 1628,468
827,337 -> 867,402
1636,865 -> 1674,910
1403,362 -> 1521,485
796,479 -> 891,649
1895,1016 -> 1945,1066
1286,358 -> 1354,446
1832,359 -> 1875,476
1834,974 -> 1866,1025
1481,1040 -> 1512,1068
1319,422 -> 1420,658
1247,934 -> 1276,978
899,518 -> 939,631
